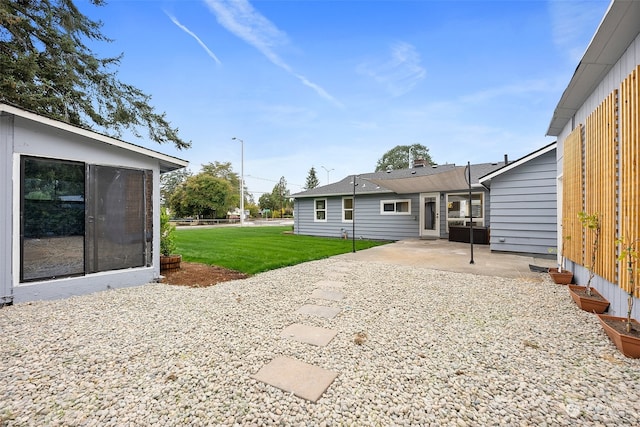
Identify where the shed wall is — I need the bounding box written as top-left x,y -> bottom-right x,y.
488,150 -> 557,255
2,114 -> 164,303
0,114 -> 13,305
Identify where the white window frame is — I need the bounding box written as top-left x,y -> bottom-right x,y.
314,198 -> 327,222
342,197 -> 353,222
445,192 -> 484,231
380,199 -> 411,215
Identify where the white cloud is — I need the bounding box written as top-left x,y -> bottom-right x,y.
165,11 -> 222,65
203,0 -> 341,106
548,0 -> 608,62
357,42 -> 426,97
460,79 -> 558,104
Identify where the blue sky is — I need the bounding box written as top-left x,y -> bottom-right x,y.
80,0 -> 610,197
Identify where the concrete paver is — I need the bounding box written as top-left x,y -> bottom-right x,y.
311,289 -> 345,301
297,304 -> 341,319
281,323 -> 338,347
312,280 -> 345,289
252,356 -> 338,402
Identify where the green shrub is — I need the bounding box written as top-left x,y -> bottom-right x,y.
160,207 -> 177,256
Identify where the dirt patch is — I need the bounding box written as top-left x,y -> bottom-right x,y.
161,262 -> 249,288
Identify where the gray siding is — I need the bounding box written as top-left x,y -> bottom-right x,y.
488,150 -> 557,255
295,194 -> 420,241
0,114 -> 12,305
1,110 -> 181,303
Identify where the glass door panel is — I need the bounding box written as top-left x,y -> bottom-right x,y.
21,157 -> 85,281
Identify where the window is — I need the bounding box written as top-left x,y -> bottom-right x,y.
20,156 -> 152,282
446,193 -> 484,231
380,199 -> 411,215
314,199 -> 327,222
342,197 -> 353,222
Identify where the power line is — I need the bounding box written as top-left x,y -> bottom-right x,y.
245,174 -> 303,188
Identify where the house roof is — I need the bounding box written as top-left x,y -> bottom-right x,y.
478,141 -> 557,185
0,103 -> 189,172
546,0 -> 640,136
292,161 -> 507,198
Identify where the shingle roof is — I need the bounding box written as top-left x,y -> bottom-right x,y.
292,161 -> 506,198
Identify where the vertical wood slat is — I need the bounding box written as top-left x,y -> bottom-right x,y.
585,90 -> 618,284
562,125 -> 583,265
620,66 -> 640,296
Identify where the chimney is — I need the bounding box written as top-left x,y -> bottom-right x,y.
504,154 -> 508,164
413,157 -> 428,168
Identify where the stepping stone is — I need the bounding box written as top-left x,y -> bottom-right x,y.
314,280 -> 345,289
297,304 -> 341,319
311,288 -> 345,301
281,323 -> 338,347
252,356 -> 338,402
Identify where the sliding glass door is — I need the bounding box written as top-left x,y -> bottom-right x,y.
21,156 -> 152,282
21,157 -> 86,281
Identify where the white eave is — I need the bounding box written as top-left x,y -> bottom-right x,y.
546,0 -> 640,136
0,103 -> 189,172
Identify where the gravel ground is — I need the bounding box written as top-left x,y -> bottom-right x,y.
1,256 -> 639,426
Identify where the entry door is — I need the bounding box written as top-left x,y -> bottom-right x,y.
420,193 -> 440,239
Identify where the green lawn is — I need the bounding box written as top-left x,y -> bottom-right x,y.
174,226 -> 390,275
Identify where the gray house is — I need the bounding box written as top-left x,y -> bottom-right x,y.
292,160 -> 508,242
1,103 -> 188,304
546,0 -> 640,319
479,142 -> 557,256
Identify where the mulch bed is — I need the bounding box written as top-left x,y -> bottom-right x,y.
160,262 -> 249,288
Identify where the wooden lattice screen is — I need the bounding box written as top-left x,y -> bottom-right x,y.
562,125 -> 583,265
620,65 -> 640,296
585,90 -> 618,284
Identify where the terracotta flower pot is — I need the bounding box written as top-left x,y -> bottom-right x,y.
549,268 -> 573,285
160,254 -> 182,273
597,314 -> 640,358
568,285 -> 609,314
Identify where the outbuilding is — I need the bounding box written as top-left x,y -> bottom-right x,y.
0,103 -> 188,304
479,142 -> 557,256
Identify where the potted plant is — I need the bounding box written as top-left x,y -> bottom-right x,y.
549,232 -> 573,284
597,237 -> 640,358
160,206 -> 181,272
568,212 -> 609,313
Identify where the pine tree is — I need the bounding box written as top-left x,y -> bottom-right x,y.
304,166 -> 320,189
0,0 -> 189,149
